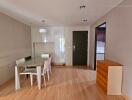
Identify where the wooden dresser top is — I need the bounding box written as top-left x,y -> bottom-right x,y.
97,60 -> 122,66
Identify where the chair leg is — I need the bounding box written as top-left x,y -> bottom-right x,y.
26,74 -> 29,78
50,67 -> 52,75
47,71 -> 50,81
30,74 -> 33,86
43,75 -> 46,87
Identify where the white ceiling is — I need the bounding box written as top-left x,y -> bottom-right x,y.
0,0 -> 124,26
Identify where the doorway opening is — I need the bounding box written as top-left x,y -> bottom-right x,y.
94,22 -> 106,70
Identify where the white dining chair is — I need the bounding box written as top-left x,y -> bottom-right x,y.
30,60 -> 49,87
42,58 -> 52,84
43,57 -> 52,81
48,57 -> 52,75
16,58 -> 36,86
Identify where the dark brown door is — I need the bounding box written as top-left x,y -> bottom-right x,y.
73,31 -> 88,66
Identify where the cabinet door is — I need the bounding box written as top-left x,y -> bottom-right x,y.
107,66 -> 122,95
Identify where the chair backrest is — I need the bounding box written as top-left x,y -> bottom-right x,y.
25,56 -> 32,61
41,53 -> 50,59
16,58 -> 25,65
48,57 -> 52,66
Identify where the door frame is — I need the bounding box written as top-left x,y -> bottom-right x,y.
72,31 -> 88,66
94,22 -> 106,70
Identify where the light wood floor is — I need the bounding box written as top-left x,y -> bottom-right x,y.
0,67 -> 125,100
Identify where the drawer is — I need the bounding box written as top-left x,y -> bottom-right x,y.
97,67 -> 108,79
96,79 -> 107,93
97,64 -> 108,72
97,73 -> 107,85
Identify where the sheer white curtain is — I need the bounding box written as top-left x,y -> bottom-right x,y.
54,34 -> 65,64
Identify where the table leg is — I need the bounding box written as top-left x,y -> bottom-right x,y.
15,66 -> 20,90
37,66 -> 41,90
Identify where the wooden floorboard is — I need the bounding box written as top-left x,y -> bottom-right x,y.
0,67 -> 125,100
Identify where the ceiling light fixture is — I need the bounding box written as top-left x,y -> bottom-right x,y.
82,19 -> 88,22
80,5 -> 86,9
41,20 -> 45,23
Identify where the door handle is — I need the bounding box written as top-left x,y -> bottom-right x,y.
73,45 -> 75,51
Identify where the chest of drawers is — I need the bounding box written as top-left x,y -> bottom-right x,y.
96,60 -> 123,95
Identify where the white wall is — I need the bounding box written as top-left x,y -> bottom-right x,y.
0,12 -> 31,85
31,25 -> 90,66
89,0 -> 132,99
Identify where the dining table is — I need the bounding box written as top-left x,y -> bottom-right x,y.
15,57 -> 46,90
